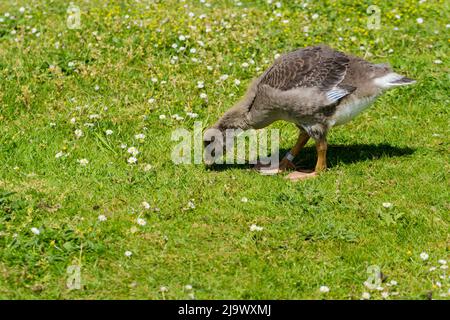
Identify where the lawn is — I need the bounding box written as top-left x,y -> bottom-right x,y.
0,0 -> 448,299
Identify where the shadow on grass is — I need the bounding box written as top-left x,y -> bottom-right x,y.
206,143 -> 415,172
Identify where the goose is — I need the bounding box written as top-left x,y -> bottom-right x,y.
204,45 -> 415,180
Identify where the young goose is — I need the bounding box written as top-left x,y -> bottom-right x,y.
205,45 -> 415,180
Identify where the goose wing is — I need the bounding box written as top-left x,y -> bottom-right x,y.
260,46 -> 355,103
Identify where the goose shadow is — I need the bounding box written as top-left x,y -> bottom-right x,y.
206,143 -> 415,172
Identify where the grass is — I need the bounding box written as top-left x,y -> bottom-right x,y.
0,0 -> 449,300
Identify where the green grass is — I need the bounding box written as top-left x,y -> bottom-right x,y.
0,0 -> 449,299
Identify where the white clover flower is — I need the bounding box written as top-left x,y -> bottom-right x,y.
31,227 -> 40,235
241,197 -> 248,203
361,292 -> 371,300
186,112 -> 198,118
187,200 -> 195,209
19,7 -> 25,13
105,129 -> 113,135
382,202 -> 393,208
160,286 -> 168,292
250,224 -> 263,232
219,74 -> 229,81
78,159 -> 89,166
200,93 -> 208,99
416,18 -> 424,24
197,81 -> 204,88
98,215 -> 107,222
148,98 -> 155,104
137,218 -> 147,226
127,147 -> 139,156
70,117 -> 76,124
234,79 -> 241,86
124,250 -> 132,257
312,13 -> 319,20
178,35 -> 186,41
420,252 -> 429,260
185,284 -> 193,290
172,114 -> 184,121
151,77 -> 158,83
171,43 -> 178,49
94,85 -> 100,91
381,291 -> 389,299
319,286 -> 330,293
74,129 -> 83,138
241,62 -> 249,68
190,48 -> 196,54
142,201 -> 151,209
434,59 -> 443,64
438,259 -> 447,265
135,133 -> 145,140
390,280 -> 397,286
128,156 -> 138,164
159,114 -> 166,120
55,151 -> 64,158
429,266 -> 437,271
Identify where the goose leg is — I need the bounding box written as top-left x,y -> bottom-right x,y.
278,131 -> 310,171
286,138 -> 327,181
314,139 -> 327,172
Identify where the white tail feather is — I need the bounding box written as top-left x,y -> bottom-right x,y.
374,73 -> 416,89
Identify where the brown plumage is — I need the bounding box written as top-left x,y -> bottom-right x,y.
260,46 -> 350,92
205,45 -> 415,180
